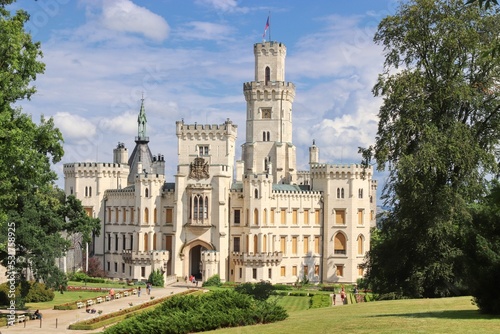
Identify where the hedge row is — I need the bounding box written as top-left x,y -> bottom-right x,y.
103,290 -> 288,334
310,294 -> 331,308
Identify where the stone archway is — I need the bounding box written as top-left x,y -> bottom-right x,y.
184,240 -> 213,281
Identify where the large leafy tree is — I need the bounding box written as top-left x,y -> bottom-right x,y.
0,0 -> 100,287
462,182 -> 500,314
364,0 -> 500,298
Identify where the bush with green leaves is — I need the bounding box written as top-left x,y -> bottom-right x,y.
103,290 -> 287,334
310,294 -> 331,308
202,274 -> 221,287
0,281 -> 54,305
148,269 -> 164,287
234,281 -> 274,301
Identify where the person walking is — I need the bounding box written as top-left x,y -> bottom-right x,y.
138,286 -> 141,297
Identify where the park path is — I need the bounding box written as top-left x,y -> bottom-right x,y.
2,283 -> 196,334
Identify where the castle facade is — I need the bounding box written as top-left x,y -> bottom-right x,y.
63,41 -> 376,284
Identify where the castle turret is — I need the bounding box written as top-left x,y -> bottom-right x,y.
241,41 -> 297,184
309,140 -> 319,165
113,142 -> 128,165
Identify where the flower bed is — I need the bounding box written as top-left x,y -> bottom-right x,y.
68,290 -> 196,330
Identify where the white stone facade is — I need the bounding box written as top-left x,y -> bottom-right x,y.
63,41 -> 376,285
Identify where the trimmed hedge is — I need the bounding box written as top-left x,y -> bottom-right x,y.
103,290 -> 288,334
310,294 -> 331,308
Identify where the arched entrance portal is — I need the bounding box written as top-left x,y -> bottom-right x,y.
190,245 -> 206,280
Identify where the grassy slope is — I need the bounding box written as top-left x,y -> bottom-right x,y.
206,296 -> 500,334
25,291 -> 104,310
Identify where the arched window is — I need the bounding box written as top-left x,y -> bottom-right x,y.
357,235 -> 364,255
263,132 -> 266,141
254,189 -> 259,198
341,188 -> 345,199
145,188 -> 149,198
336,188 -> 340,198
263,208 -> 267,226
144,233 -> 149,251
153,208 -> 157,224
85,186 -> 88,197
263,234 -> 267,252
264,158 -> 268,171
89,186 -> 92,197
144,207 -> 149,224
153,233 -> 157,250
253,234 -> 258,253
191,194 -> 208,221
265,66 -> 270,84
254,208 -> 259,225
358,188 -> 363,198
267,131 -> 270,141
334,233 -> 346,255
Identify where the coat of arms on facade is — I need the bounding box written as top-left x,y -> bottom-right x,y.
189,157 -> 209,180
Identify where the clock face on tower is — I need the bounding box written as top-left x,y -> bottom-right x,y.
262,108 -> 271,119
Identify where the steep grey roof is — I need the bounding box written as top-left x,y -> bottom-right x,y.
127,142 -> 154,186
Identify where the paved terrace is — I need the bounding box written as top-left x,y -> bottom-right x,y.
2,284 -> 195,334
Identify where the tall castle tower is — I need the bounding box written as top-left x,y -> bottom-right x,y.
242,42 -> 297,184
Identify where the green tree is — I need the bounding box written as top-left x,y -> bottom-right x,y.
364,0 -> 500,298
461,182 -> 500,314
235,282 -> 274,301
0,0 -> 100,288
148,269 -> 164,287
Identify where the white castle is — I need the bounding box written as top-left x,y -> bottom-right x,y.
63,41 -> 377,284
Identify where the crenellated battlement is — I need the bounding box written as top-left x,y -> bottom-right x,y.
254,41 -> 286,56
201,250 -> 219,263
63,162 -> 129,177
310,163 -> 373,179
175,119 -> 237,138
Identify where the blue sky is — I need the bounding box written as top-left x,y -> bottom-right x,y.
11,0 -> 396,202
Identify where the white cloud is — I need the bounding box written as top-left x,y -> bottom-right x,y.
195,0 -> 249,13
53,112 -> 97,140
100,0 -> 170,42
176,21 -> 234,41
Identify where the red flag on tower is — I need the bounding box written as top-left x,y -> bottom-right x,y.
263,16 -> 270,39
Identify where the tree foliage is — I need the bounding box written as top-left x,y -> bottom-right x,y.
0,1 -> 100,287
365,0 -> 500,299
461,182 -> 500,314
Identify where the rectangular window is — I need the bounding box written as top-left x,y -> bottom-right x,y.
336,265 -> 344,277
371,210 -> 374,221
115,234 -> 118,251
253,268 -> 257,279
270,209 -> 275,225
304,265 -> 308,277
303,236 -> 309,254
292,209 -> 298,225
141,267 -> 146,277
239,268 -> 242,279
315,265 -> 320,276
358,188 -> 363,198
292,266 -> 297,276
107,261 -> 110,272
314,236 -> 320,254
164,208 -> 172,224
304,209 -> 309,225
123,208 -> 126,223
336,210 -> 345,225
292,237 -> 297,254
122,235 -> 126,250
122,263 -> 125,274
280,266 -> 286,277
131,208 -> 135,224
280,236 -> 286,254
281,210 -> 286,225
358,265 -> 364,276
107,234 -> 111,251
165,235 -> 172,252
84,207 -> 93,217
246,209 -> 249,226
198,145 -> 209,156
129,266 -> 132,276
234,237 -> 241,252
114,262 -> 117,272
234,209 -> 241,224
268,268 -> 272,279
358,209 -> 364,225
314,209 -> 320,225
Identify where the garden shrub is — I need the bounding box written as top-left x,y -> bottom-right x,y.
273,283 -> 293,290
310,294 -> 331,308
148,269 -> 164,287
202,274 -> 221,287
103,290 -> 287,334
25,282 -> 54,302
235,281 -> 274,301
0,281 -> 54,305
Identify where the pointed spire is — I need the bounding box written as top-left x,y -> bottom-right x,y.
137,96 -> 147,140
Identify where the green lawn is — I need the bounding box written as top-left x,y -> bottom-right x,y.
269,295 -> 311,312
26,291 -> 105,310
205,296 -> 500,334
